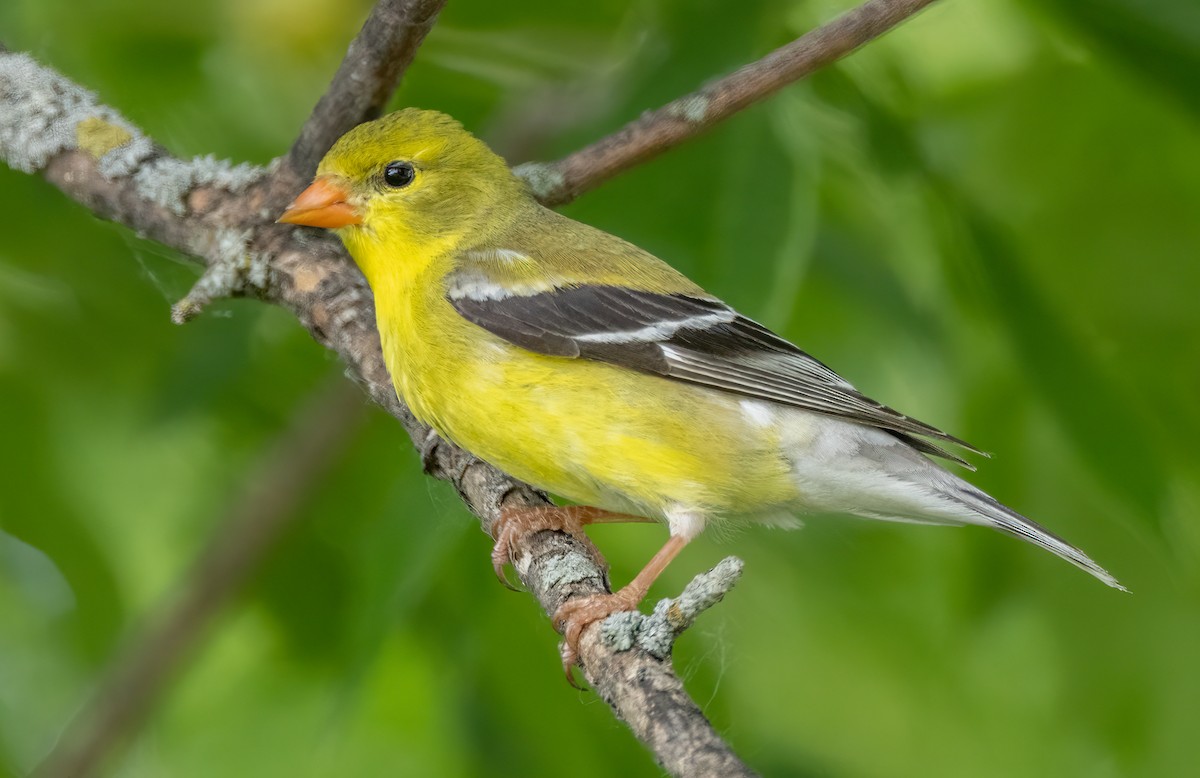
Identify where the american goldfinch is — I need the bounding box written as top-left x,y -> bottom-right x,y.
280,109 -> 1123,667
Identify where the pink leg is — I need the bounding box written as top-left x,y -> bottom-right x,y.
490,505 -> 653,588
554,534 -> 690,680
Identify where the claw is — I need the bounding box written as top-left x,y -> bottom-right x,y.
489,525 -> 521,591
559,641 -> 585,689
488,505 -> 615,592
487,505 -> 668,684
553,590 -> 642,681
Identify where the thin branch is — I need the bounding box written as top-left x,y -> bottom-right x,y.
2,1 -> 940,773
285,0 -> 448,181
32,382 -> 368,778
517,0 -> 939,205
602,557 -> 745,659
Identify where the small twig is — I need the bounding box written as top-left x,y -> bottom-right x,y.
518,0 -> 939,205
32,382 -> 367,778
284,0 -> 448,181
602,557 -> 744,659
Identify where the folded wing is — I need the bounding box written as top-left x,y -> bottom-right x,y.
449,281 -> 982,466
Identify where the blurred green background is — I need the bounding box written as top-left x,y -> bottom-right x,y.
2,0 -> 1199,775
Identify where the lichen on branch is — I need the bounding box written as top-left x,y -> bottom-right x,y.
0,51 -> 263,215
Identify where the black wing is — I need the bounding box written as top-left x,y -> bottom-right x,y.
450,283 -> 982,465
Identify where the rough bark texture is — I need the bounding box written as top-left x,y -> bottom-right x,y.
1,1 -> 939,774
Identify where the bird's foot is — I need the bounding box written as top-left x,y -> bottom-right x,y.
490,505 -> 610,589
553,587 -> 645,685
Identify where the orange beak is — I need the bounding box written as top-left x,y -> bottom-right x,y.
277,176 -> 362,228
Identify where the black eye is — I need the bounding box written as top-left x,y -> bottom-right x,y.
383,161 -> 415,188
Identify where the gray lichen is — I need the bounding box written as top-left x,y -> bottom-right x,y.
134,154 -> 265,216
1,51 -> 266,217
523,546 -> 599,592
513,161 -> 566,202
172,227 -> 270,323
600,556 -> 743,659
666,93 -> 711,124
0,51 -> 144,174
99,133 -> 157,178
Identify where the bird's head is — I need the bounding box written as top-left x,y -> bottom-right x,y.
279,108 -> 523,254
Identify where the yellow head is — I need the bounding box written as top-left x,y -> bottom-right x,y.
280,108 -> 526,262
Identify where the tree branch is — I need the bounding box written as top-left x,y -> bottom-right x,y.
517,0 -> 939,205
285,0 -> 448,181
2,1 -> 939,773
32,383 -> 367,778
1,45 -> 754,778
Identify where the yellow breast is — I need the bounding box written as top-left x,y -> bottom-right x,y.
379,292 -> 790,520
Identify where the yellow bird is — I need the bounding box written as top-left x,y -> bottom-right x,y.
280,108 -> 1123,667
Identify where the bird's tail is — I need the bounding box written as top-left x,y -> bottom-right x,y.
780,415 -> 1125,590
943,483 -> 1127,592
